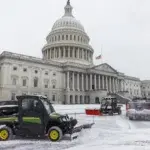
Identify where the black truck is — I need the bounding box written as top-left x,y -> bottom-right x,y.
100,96 -> 122,115
0,95 -> 93,141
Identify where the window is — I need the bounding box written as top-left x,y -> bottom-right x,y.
45,71 -> 48,75
66,49 -> 68,57
44,80 -> 49,88
70,35 -> 72,40
11,93 -> 16,100
12,78 -> 17,85
22,98 -> 40,112
34,78 -> 38,87
52,95 -> 55,101
53,72 -> 56,76
53,85 -> 56,89
66,35 -> 68,40
45,84 -> 48,88
62,35 -> 64,40
70,48 -> 72,57
13,67 -> 17,71
74,35 -> 76,41
58,35 -> 60,41
35,70 -> 38,74
22,79 -> 27,86
23,68 -> 27,72
75,49 -> 77,58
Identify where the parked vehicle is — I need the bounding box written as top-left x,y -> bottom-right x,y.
100,96 -> 122,115
126,100 -> 150,120
0,95 -> 94,141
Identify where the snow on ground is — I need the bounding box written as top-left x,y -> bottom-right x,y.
1,104 -> 150,150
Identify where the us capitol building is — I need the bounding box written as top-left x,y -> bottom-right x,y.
0,1 -> 149,104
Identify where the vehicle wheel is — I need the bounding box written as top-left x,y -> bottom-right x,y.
129,117 -> 133,120
48,126 -> 63,142
118,109 -> 122,115
0,126 -> 13,141
109,111 -> 113,116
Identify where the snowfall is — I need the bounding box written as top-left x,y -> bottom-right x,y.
1,104 -> 150,150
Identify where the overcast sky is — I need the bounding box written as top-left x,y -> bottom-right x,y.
0,0 -> 150,80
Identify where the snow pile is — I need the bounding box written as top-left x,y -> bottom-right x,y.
1,104 -> 150,150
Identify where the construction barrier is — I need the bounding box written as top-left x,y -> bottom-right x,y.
85,109 -> 102,116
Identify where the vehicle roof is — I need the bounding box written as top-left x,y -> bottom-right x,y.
16,95 -> 47,99
103,96 -> 116,99
0,105 -> 18,108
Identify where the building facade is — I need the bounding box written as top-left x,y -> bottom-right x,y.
0,1 -> 146,103
141,80 -> 150,98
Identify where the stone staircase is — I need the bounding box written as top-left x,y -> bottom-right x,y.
108,91 -> 132,104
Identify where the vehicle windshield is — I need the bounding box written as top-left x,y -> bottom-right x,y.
40,97 -> 55,115
101,99 -> 112,105
129,102 -> 150,109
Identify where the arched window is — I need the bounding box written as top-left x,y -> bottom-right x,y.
75,49 -> 77,58
12,78 -> 17,85
58,35 -> 60,41
66,35 -> 68,40
62,35 -> 64,40
61,47 -> 63,57
70,47 -> 72,57
66,48 -> 68,57
34,77 -> 38,87
70,35 -> 72,40
74,35 -> 76,41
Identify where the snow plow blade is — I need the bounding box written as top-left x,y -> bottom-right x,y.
70,123 -> 94,140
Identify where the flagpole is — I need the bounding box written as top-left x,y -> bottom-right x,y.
101,44 -> 103,64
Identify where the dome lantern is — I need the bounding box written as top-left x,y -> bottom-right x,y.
64,0 -> 73,17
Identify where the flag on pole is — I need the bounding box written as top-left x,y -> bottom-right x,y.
95,55 -> 102,59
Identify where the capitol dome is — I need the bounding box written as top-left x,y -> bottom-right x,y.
52,16 -> 85,32
42,0 -> 94,65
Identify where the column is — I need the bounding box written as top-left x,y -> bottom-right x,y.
63,47 -> 66,58
87,51 -> 88,61
94,74 -> 97,90
109,77 -> 112,93
59,47 -> 61,58
99,75 -> 101,90
86,74 -> 88,91
78,48 -> 80,59
49,49 -> 51,59
102,75 -> 104,89
47,50 -> 48,59
54,47 -> 56,58
115,79 -> 118,92
82,73 -> 84,91
72,72 -> 74,91
67,72 -> 70,91
72,47 -> 75,58
112,77 -> 115,93
77,73 -> 80,91
90,74 -> 92,90
106,76 -> 108,91
68,47 -> 70,58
